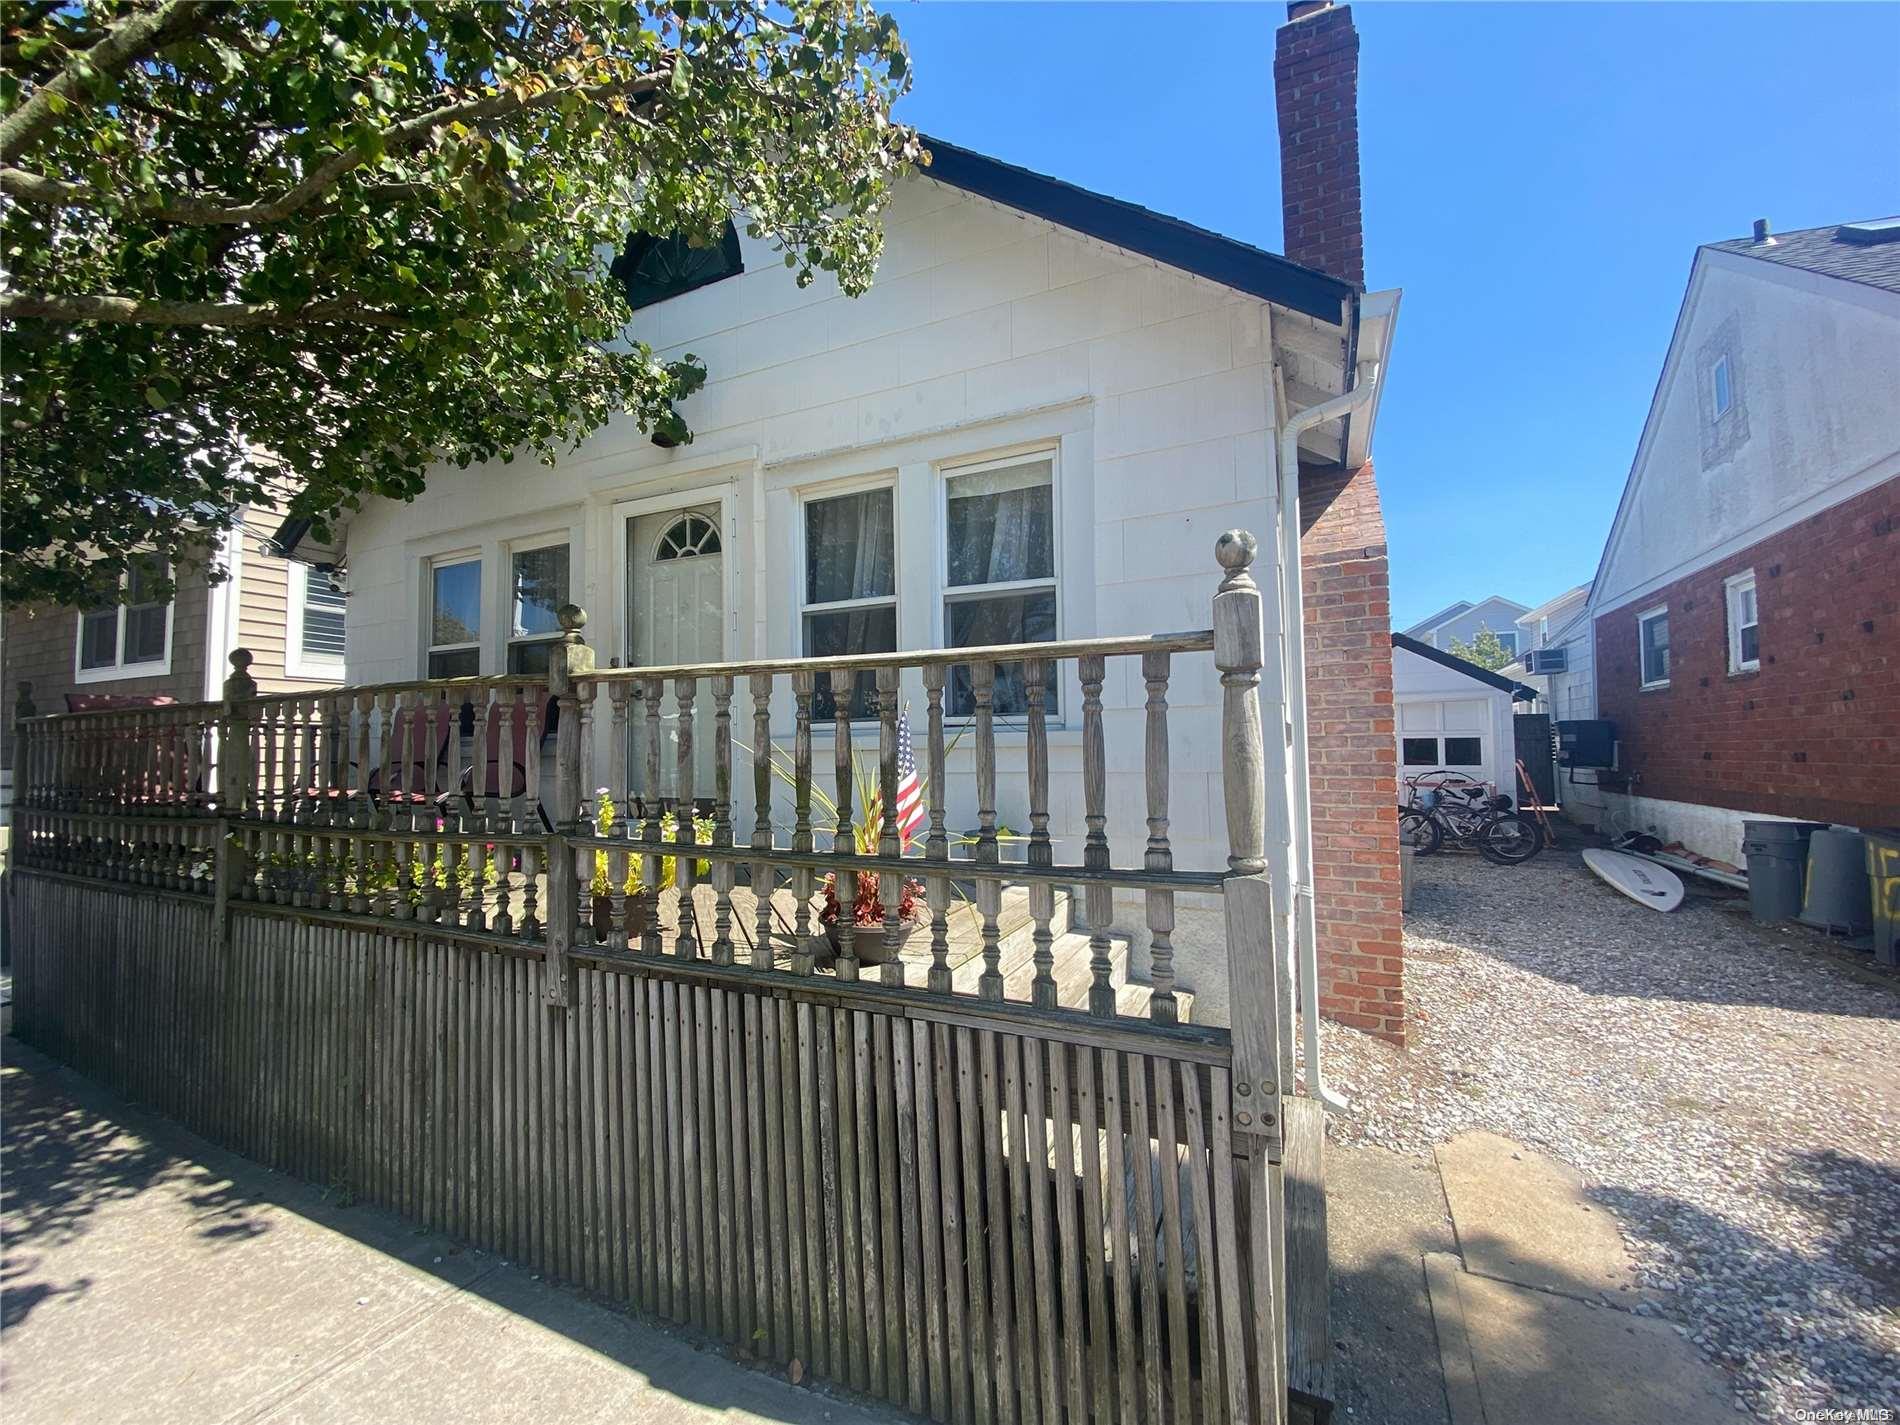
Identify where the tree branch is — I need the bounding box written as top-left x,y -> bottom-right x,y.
0,292 -> 413,329
142,66 -> 673,226
0,0 -> 218,163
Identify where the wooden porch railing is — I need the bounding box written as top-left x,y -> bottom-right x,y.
7,531 -> 1306,1423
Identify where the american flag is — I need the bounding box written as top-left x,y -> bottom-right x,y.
892,706 -> 926,851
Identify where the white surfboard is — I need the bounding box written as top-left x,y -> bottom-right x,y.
1582,848 -> 1684,913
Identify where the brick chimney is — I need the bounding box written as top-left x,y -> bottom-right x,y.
1274,1 -> 1364,287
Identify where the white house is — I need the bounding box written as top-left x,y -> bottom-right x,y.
1546,216 -> 1900,859
273,4 -> 1411,1038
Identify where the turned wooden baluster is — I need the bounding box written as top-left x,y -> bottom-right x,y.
972,661 -> 1004,1000
790,669 -> 816,971
828,668 -> 858,979
373,690 -> 395,828
672,676 -> 698,958
468,687 -> 491,829
607,681 -> 631,950
1143,649 -> 1178,1022
258,699 -> 279,822
751,673 -> 775,969
875,666 -> 904,986
348,691 -> 370,825
440,688 -> 464,826
390,691 -> 413,833
521,683 -> 544,830
641,676 -> 665,954
1025,656 -> 1058,1008
922,664 -> 951,994
710,674 -> 735,964
494,691 -> 516,829
1080,653 -> 1116,1017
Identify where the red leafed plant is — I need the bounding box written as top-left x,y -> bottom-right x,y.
819,870 -> 927,929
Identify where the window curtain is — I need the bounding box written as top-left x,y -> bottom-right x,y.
946,462 -> 1053,587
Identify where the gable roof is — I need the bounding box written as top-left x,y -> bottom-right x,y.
1516,582 -> 1591,625
1583,218 -> 1900,619
275,137 -> 1364,561
1402,594 -> 1527,639
1392,633 -> 1538,701
1400,600 -> 1472,637
1706,219 -> 1900,297
921,135 -> 1355,325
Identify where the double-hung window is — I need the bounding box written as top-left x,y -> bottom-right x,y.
1638,605 -> 1670,688
1712,355 -> 1733,420
286,566 -> 347,678
943,455 -> 1057,717
1725,571 -> 1759,673
76,558 -> 172,681
427,557 -> 482,678
508,543 -> 571,675
802,487 -> 896,719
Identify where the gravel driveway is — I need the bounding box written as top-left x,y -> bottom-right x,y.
1315,845 -> 1900,1419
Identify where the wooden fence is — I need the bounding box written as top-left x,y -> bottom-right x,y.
6,531 -> 1316,1424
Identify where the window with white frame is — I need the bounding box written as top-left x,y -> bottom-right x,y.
944,454 -> 1057,717
1712,355 -> 1733,419
1638,605 -> 1670,688
75,558 -> 172,681
1725,571 -> 1759,673
427,557 -> 482,678
802,486 -> 896,719
508,542 -> 571,675
1492,628 -> 1519,658
286,565 -> 347,677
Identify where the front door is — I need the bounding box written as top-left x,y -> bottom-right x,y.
626,502 -> 724,807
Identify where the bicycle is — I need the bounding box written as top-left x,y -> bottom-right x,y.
1398,769 -> 1544,865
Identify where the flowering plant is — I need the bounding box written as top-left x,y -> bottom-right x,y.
819,869 -> 926,929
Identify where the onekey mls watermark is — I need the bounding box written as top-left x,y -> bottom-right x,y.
1793,1409 -> 1896,1424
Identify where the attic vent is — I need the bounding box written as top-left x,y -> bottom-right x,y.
1837,217 -> 1900,246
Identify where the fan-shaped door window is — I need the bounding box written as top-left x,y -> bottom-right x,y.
654,513 -> 721,561
612,223 -> 745,311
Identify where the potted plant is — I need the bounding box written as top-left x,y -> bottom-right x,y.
817,868 -> 926,966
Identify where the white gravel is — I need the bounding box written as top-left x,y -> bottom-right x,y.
1315,846 -> 1900,1420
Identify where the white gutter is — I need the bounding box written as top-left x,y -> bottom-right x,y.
201,520 -> 245,702
1276,359 -> 1383,1112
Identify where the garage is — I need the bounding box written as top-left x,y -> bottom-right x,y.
1391,633 -> 1538,799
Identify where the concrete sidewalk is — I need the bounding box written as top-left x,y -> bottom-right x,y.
0,1040 -> 897,1425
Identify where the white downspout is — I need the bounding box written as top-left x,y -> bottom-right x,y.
1277,360 -> 1382,1112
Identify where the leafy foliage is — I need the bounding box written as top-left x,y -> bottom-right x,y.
1,1 -> 920,606
1446,625 -> 1515,672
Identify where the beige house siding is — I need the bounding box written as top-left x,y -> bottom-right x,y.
2,508 -> 340,797
2,567 -> 213,776
235,506 -> 346,696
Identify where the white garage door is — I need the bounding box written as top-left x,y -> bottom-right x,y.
1398,698 -> 1499,788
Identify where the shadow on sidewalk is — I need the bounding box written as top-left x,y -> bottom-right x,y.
0,1039 -> 891,1424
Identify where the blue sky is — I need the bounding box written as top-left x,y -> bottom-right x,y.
888,2 -> 1900,628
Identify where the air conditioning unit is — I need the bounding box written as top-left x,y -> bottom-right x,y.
1524,647 -> 1568,674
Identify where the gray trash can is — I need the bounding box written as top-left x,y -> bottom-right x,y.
1742,820 -> 1828,923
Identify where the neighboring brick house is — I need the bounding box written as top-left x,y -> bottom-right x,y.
271,2 -> 1409,1042
1547,217 -> 1900,859
1,506 -> 346,820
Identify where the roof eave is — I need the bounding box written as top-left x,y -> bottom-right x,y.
919,135 -> 1356,325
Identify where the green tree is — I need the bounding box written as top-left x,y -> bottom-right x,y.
1447,625 -> 1515,671
1,1 -> 920,607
